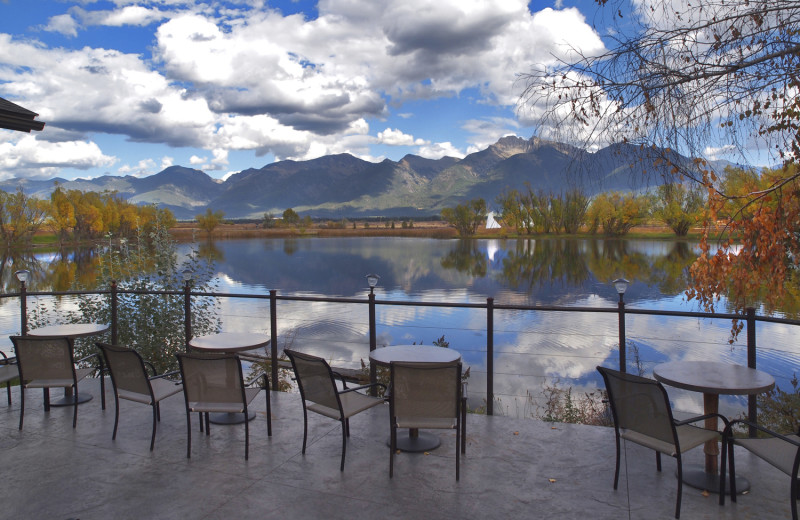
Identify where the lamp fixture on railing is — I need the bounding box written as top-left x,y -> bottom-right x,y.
612,278 -> 629,373
15,269 -> 29,335
366,273 -> 380,295
182,269 -> 193,283
613,278 -> 629,303
15,269 -> 29,284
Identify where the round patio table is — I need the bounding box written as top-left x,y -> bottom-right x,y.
369,345 -> 461,452
28,323 -> 110,406
188,332 -> 270,424
653,360 -> 775,493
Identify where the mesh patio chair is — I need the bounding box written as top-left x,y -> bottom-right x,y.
285,349 -> 386,471
596,366 -> 726,519
176,352 -> 270,460
0,350 -> 18,405
389,360 -> 463,480
98,343 -> 183,451
720,419 -> 800,519
10,335 -> 105,430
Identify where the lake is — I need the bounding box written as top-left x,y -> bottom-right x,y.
3,236 -> 798,418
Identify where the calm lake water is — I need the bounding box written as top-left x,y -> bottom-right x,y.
3,236 -> 799,418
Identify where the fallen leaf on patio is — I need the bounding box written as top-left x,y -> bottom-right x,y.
396,450 -> 401,454
549,479 -> 557,483
513,431 -> 519,435
551,427 -> 558,430
701,490 -> 710,497
424,452 -> 431,456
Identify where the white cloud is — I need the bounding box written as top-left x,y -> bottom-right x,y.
43,14 -> 79,37
0,134 -> 116,179
417,141 -> 464,160
376,128 -> 426,146
118,158 -> 156,177
160,156 -> 174,169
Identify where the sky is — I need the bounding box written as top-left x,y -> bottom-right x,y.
0,0 -> 609,181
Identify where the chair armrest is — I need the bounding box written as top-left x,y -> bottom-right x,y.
76,352 -> 102,366
340,382 -> 386,395
674,412 -> 729,430
0,351 -> 16,365
246,370 -> 270,390
724,419 -> 800,446
143,360 -> 158,377
149,370 -> 181,382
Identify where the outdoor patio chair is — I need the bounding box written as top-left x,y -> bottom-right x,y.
0,351 -> 18,405
176,352 -> 270,460
389,360 -> 463,480
97,343 -> 183,451
596,366 -> 725,519
10,335 -> 104,430
720,419 -> 800,519
285,349 -> 386,471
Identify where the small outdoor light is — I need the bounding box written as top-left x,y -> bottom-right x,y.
613,278 -> 629,302
182,269 -> 193,283
15,269 -> 29,284
366,273 -> 380,294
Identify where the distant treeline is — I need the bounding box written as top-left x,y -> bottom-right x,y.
1,185 -> 174,248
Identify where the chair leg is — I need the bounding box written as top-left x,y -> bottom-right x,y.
18,387 -> 24,430
205,412 -> 210,435
461,396 -> 467,455
719,436 -> 727,506
112,395 -> 120,440
5,381 -> 10,406
185,410 -> 192,458
301,406 -> 308,454
456,426 -> 460,481
729,440 -> 738,500
345,417 -> 350,437
244,406 -> 250,460
72,385 -> 78,429
43,388 -> 50,412
656,451 -> 662,471
792,475 -> 798,520
156,402 -> 161,422
150,403 -> 158,451
675,456 -> 683,519
265,389 -> 272,437
340,418 -> 347,471
100,372 -> 105,410
390,423 -> 395,478
613,431 -> 621,490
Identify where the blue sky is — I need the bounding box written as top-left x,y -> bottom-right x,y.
0,0 -> 608,181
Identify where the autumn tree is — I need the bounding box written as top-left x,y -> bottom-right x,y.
441,198 -> 487,237
47,185 -> 76,246
586,192 -> 648,236
0,188 -> 47,247
652,183 -> 704,236
196,208 -> 225,236
520,0 -> 800,316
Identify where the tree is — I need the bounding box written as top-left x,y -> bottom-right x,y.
0,188 -> 47,247
47,184 -> 76,246
586,192 -> 648,236
196,208 -> 225,236
282,208 -> 300,225
520,0 -> 800,316
653,183 -> 704,236
441,198 -> 487,237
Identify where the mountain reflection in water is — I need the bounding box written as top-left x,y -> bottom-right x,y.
3,237 -> 797,419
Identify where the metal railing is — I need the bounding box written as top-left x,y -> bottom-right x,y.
9,278 -> 797,428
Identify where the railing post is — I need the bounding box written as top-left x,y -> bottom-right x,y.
183,278 -> 192,351
18,276 -> 27,336
369,290 -> 377,395
618,295 -> 627,373
487,297 -> 494,416
746,307 -> 757,437
110,280 -> 118,344
270,289 -> 279,391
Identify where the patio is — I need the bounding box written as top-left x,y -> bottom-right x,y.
0,378 -> 790,519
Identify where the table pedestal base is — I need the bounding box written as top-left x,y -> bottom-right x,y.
209,411 -> 256,425
49,393 -> 93,407
679,465 -> 750,495
387,429 -> 441,452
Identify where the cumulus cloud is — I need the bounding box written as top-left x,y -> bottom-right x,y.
376,128 -> 426,147
118,158 -> 156,177
0,134 -> 116,179
417,141 -> 464,160
0,0 -> 606,179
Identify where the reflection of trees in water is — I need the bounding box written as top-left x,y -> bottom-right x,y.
585,239 -> 650,284
440,240 -> 487,277
198,241 -> 224,262
648,242 -> 695,295
500,239 -> 591,291
283,239 -> 299,256
0,248 -> 102,293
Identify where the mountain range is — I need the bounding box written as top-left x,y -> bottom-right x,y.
1,135 -> 706,219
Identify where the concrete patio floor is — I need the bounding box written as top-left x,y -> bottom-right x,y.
0,378 -> 792,520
